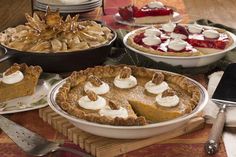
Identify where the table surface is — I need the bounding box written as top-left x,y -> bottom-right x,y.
1,0 -> 236,157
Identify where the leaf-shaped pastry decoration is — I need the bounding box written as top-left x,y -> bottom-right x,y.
0,7 -> 113,52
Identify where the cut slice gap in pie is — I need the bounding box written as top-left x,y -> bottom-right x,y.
56,65 -> 201,126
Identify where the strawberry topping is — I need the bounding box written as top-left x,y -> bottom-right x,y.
133,7 -> 173,17
173,25 -> 189,37
187,39 -> 227,49
118,5 -> 135,20
118,4 -> 173,20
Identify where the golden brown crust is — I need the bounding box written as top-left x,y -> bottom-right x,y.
56,65 -> 201,126
0,10 -> 114,53
134,15 -> 172,24
127,26 -> 233,57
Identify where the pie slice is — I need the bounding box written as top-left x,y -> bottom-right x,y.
128,74 -> 198,122
118,1 -> 174,24
187,27 -> 233,54
0,63 -> 42,103
56,65 -> 200,126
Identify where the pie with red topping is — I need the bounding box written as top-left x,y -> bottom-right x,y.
127,23 -> 234,56
118,1 -> 174,24
56,65 -> 201,126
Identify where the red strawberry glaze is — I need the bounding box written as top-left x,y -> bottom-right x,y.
133,33 -> 161,50
118,5 -> 134,20
188,33 -> 229,49
173,25 -> 189,37
133,33 -> 193,52
133,33 -> 167,45
118,4 -> 173,20
133,6 -> 173,17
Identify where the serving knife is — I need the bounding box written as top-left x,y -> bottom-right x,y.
205,63 -> 236,155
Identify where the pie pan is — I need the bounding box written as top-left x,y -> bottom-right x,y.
0,25 -> 117,73
47,69 -> 208,139
123,25 -> 236,68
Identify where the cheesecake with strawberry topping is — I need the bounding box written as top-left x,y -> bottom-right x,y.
127,23 -> 233,56
187,25 -> 232,54
118,1 -> 174,24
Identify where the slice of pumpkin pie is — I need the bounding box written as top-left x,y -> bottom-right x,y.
0,63 -> 42,103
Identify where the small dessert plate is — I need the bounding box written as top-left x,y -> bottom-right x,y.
0,74 -> 62,114
113,12 -> 182,27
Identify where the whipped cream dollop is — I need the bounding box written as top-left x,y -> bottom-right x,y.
99,106 -> 128,118
145,81 -> 169,94
170,32 -> 187,40
187,24 -> 203,34
144,27 -> 162,37
156,94 -> 179,107
78,96 -> 106,110
162,22 -> 176,32
84,82 -> 110,95
142,36 -> 161,46
148,1 -> 164,9
114,75 -> 137,89
203,29 -> 220,39
2,70 -> 24,84
168,38 -> 187,51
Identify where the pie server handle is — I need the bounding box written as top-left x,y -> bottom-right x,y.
205,104 -> 226,155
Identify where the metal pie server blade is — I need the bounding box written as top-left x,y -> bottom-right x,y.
0,115 -> 92,157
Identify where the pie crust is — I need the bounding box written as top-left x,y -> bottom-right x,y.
127,26 -> 233,57
56,65 -> 201,126
134,15 -> 172,24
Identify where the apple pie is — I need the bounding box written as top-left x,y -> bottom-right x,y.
0,8 -> 114,53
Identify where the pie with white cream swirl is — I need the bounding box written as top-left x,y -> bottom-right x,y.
127,23 -> 233,57
56,65 -> 201,126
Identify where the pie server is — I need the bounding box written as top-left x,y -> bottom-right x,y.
205,63 -> 236,155
0,115 -> 92,157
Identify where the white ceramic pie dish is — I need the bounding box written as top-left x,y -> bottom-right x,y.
47,69 -> 208,139
123,25 -> 236,68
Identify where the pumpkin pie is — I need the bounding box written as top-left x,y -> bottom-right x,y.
56,65 -> 200,126
0,63 -> 42,103
127,23 -> 233,56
